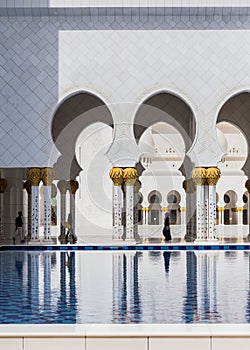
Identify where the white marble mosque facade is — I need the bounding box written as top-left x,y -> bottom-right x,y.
1,2 -> 250,243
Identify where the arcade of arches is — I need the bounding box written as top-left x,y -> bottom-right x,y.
1,91 -> 250,244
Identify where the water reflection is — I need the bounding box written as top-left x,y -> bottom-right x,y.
1,250 -> 250,323
163,251 -> 171,273
112,252 -> 141,323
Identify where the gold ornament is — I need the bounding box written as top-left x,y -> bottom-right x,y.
192,167 -> 207,186
217,207 -> 224,212
142,207 -> 149,212
123,167 -> 138,186
180,207 -> 186,212
70,180 -> 79,194
109,167 -> 124,186
245,179 -> 250,193
206,167 -> 221,186
23,180 -> 31,194
57,180 -> 69,194
27,168 -> 41,186
40,167 -> 56,186
161,207 -> 168,212
0,178 -> 7,193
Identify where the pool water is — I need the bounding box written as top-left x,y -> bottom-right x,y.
0,250 -> 250,324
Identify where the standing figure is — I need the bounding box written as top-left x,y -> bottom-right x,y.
14,211 -> 24,243
162,213 -> 172,242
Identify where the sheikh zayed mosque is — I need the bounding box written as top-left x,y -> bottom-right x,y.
1,0 -> 250,245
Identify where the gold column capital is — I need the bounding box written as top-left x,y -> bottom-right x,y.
180,207 -> 186,212
0,178 -> 7,193
142,207 -> 149,212
206,167 -> 221,186
57,180 -> 69,194
70,180 -> 79,194
109,167 -> 124,186
161,207 -> 168,212
192,167 -> 207,186
245,179 -> 250,193
40,167 -> 56,186
123,167 -> 138,186
23,180 -> 31,194
27,168 -> 41,186
217,207 -> 225,212
236,207 -> 244,212
183,178 -> 196,193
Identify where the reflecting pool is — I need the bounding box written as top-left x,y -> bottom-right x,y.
0,250 -> 250,324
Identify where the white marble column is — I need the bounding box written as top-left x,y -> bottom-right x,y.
57,180 -> 68,244
23,180 -> 32,241
109,168 -> 124,241
183,179 -> 196,242
180,207 -> 186,226
27,168 -> 41,242
124,168 -> 138,242
41,168 -> 56,243
192,168 -> 207,241
207,168 -> 221,241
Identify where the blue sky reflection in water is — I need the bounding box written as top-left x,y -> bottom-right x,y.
0,250 -> 250,324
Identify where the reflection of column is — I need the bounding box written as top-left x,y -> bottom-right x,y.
112,253 -> 125,322
109,168 -> 124,240
43,252 -> 51,317
183,251 -> 197,322
183,179 -> 196,242
41,168 -> 56,242
69,180 -> 79,237
27,168 -> 41,241
195,252 -> 220,322
23,180 -> 31,241
0,177 -> 7,241
28,252 -> 40,312
123,168 -> 138,242
245,180 -> 250,240
57,180 -> 68,244
207,168 -> 221,240
192,168 -> 207,241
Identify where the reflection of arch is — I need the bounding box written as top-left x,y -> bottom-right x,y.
134,91 -> 196,177
223,190 -> 238,225
167,190 -> 181,225
51,91 -> 113,180
148,190 -> 162,225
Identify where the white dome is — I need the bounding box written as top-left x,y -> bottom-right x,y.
216,127 -> 228,153
139,130 -> 155,157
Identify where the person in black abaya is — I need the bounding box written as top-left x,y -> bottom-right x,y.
162,213 -> 172,241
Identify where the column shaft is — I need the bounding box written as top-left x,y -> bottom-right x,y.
125,185 -> 134,240
31,186 -> 39,240
43,186 -> 52,240
208,185 -> 217,239
113,185 -> 123,239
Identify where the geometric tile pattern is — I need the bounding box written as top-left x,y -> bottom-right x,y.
1,8 -> 250,167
